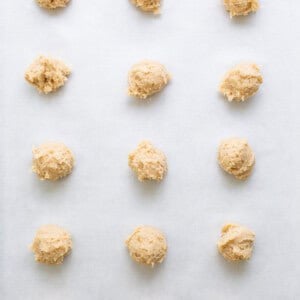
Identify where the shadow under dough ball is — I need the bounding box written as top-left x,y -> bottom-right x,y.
36,0 -> 70,9
217,223 -> 255,261
32,142 -> 75,181
30,225 -> 72,265
125,226 -> 167,267
25,56 -> 71,94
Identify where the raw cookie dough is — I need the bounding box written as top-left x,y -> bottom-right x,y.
219,63 -> 263,102
217,223 -> 255,261
218,138 -> 255,180
36,0 -> 70,9
32,142 -> 74,181
125,226 -> 167,267
128,141 -> 167,181
128,60 -> 170,99
30,225 -> 72,265
224,0 -> 259,17
25,56 -> 71,94
131,0 -> 161,14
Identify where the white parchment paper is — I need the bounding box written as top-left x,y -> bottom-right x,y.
1,1 -> 300,299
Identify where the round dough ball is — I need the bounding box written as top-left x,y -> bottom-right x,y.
219,63 -> 263,102
218,223 -> 255,261
32,142 -> 74,181
224,0 -> 259,17
30,225 -> 72,265
128,61 -> 170,100
36,0 -> 70,9
218,138 -> 255,180
25,56 -> 71,94
131,0 -> 161,14
128,141 -> 167,181
125,226 -> 167,266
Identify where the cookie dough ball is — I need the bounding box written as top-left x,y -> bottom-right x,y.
25,56 -> 71,94
218,223 -> 255,261
128,141 -> 167,181
218,138 -> 255,180
32,142 -> 74,181
131,0 -> 161,14
125,226 -> 167,267
219,63 -> 263,102
128,61 -> 170,100
224,0 -> 259,17
36,0 -> 70,9
30,225 -> 72,265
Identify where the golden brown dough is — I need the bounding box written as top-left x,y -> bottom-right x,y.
25,56 -> 71,94
219,63 -> 263,102
125,226 -> 167,266
218,223 -> 255,261
128,61 -> 170,100
128,141 -> 167,181
218,138 -> 255,180
36,0 -> 70,9
32,142 -> 74,181
224,0 -> 259,17
131,0 -> 161,14
30,225 -> 72,265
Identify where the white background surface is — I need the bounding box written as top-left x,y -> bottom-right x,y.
1,0 -> 300,299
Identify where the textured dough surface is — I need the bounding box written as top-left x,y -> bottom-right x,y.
30,225 -> 72,265
128,141 -> 167,181
131,0 -> 161,14
25,56 -> 71,94
37,0 -> 70,9
220,63 -> 263,102
218,223 -> 255,261
128,61 -> 170,99
218,138 -> 255,180
224,0 -> 259,17
125,226 -> 167,266
32,142 -> 74,181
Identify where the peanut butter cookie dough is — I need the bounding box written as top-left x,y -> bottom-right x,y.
128,61 -> 170,100
30,225 -> 72,265
125,226 -> 167,267
218,223 -> 255,261
218,138 -> 255,180
131,0 -> 161,14
219,63 -> 263,102
128,141 -> 167,181
224,0 -> 259,17
25,56 -> 71,94
36,0 -> 70,9
32,142 -> 74,181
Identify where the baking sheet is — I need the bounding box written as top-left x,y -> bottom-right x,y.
1,0 -> 300,299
